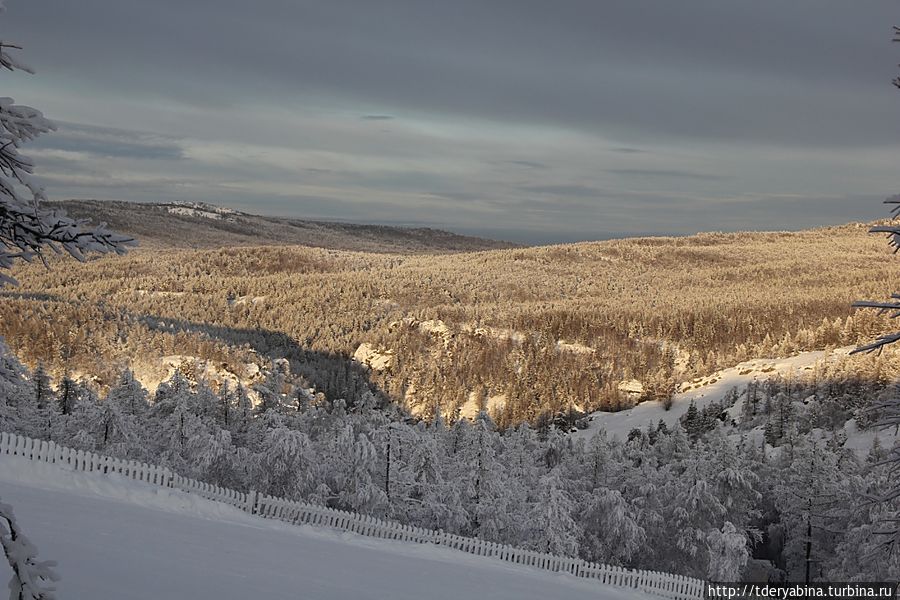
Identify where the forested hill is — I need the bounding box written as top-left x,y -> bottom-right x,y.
46,200 -> 519,253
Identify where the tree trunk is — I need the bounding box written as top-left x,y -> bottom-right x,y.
384,430 -> 392,501
805,501 -> 812,584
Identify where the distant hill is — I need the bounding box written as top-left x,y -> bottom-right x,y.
46,200 -> 519,253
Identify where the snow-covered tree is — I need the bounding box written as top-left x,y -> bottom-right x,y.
30,363 -> 50,411
0,497 -> 58,599
850,25 -> 900,551
324,424 -> 389,515
578,486 -> 645,565
828,442 -> 900,581
394,423 -> 467,531
0,2 -> 131,286
259,426 -> 311,498
773,441 -> 852,582
188,427 -> 238,488
526,471 -> 579,557
463,412 -> 509,541
105,370 -> 150,418
707,522 -> 750,581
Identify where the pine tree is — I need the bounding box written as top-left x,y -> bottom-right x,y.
258,426 -> 310,497
848,27 -> 900,554
394,423 -> 462,530
56,375 -> 75,416
764,416 -> 780,446
578,486 -> 645,565
31,362 -> 51,410
682,400 -> 700,439
774,441 -> 852,582
325,425 -> 389,515
526,472 -> 579,557
463,411 -> 508,540
106,370 -> 149,417
253,368 -> 287,415
707,522 -> 750,581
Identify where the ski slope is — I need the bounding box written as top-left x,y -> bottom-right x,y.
0,456 -> 650,600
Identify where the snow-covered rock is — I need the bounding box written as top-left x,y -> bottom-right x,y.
130,355 -> 262,395
617,379 -> 644,397
353,343 -> 394,372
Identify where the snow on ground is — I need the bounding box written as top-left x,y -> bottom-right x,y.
0,456 -> 650,600
229,294 -> 268,307
556,340 -> 595,355
812,418 -> 900,455
573,349 -> 848,442
166,202 -> 239,221
168,206 -> 224,219
135,289 -> 187,298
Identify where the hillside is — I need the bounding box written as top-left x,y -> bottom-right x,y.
46,200 -> 519,253
2,220 -> 898,426
0,455 -> 648,600
573,345 -> 900,454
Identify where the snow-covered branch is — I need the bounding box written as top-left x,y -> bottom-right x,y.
894,27 -> 900,89
0,7 -> 133,286
0,498 -> 59,600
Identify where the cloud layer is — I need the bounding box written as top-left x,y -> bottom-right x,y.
3,1 -> 897,243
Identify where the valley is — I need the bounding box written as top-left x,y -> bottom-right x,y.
2,2 -> 898,594
1,201 -> 899,586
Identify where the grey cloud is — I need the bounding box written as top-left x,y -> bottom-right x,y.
429,190 -> 486,202
521,185 -> 602,198
610,148 -> 646,155
361,115 -> 394,121
33,122 -> 185,160
606,169 -> 730,181
6,0 -> 898,146
505,160 -> 549,170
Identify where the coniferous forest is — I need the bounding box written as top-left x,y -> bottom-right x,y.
1,338 -> 899,582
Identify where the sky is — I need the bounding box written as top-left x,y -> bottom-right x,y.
2,1 -> 898,244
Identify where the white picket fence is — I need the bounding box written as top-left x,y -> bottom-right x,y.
0,432 -> 705,600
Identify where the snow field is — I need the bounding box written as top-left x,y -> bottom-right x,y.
0,455 -> 654,600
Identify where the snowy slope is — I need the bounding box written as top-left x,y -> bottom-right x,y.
573,347 -> 900,457
572,349 -> 848,441
0,456 -> 650,600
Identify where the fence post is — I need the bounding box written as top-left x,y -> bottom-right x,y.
246,490 -> 258,515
